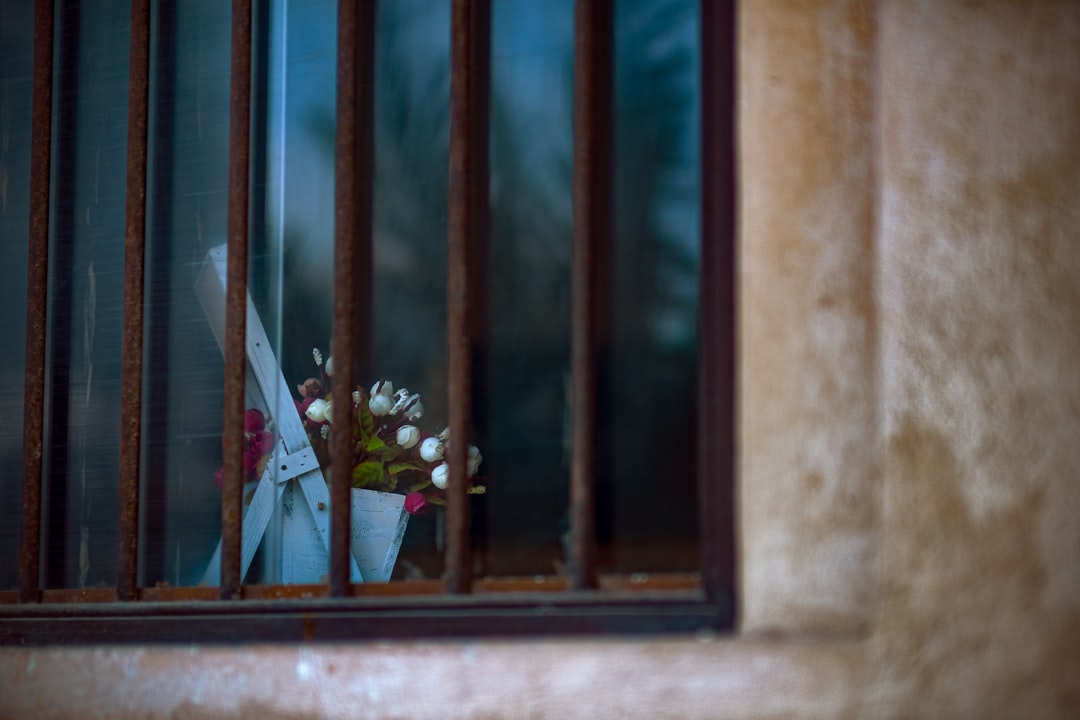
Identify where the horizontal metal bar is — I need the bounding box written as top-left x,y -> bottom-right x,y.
0,594 -> 726,646
0,573 -> 704,606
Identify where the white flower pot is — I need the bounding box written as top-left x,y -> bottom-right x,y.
349,487 -> 410,582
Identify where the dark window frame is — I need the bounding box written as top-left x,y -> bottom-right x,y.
2,0 -> 735,645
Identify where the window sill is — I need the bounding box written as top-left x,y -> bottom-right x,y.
0,574 -> 732,645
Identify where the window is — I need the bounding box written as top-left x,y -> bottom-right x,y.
0,0 -> 734,642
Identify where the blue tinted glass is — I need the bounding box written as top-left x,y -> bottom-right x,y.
0,1 -> 35,590
0,0 -> 700,590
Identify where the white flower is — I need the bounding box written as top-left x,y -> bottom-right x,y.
369,380 -> 394,416
431,462 -> 450,489
406,400 -> 424,420
396,425 -> 420,449
324,356 -> 334,376
312,347 -> 323,366
352,390 -> 361,405
322,400 -> 334,425
391,390 -> 421,416
320,425 -> 331,440
305,398 -> 330,423
436,427 -> 450,442
419,436 -> 445,462
369,393 -> 393,416
467,445 -> 482,477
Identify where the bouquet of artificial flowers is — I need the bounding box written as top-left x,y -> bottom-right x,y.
294,348 -> 484,514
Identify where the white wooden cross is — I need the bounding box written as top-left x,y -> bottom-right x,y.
196,244 -> 408,586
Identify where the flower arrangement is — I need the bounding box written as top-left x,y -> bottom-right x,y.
294,348 -> 484,514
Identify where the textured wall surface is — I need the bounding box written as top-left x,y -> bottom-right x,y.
0,640 -> 866,720
739,0 -> 879,636
870,1 -> 1080,717
3,1 -> 1080,718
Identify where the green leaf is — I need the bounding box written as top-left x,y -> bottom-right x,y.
404,478 -> 433,493
365,435 -> 387,453
351,460 -> 384,489
387,461 -> 428,476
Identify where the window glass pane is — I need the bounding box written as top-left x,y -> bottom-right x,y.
140,0 -> 234,587
25,0 -> 231,589
481,0 -> 701,575
607,0 -> 700,571
40,0 -> 132,589
0,1 -> 34,591
483,0 -> 574,575
269,0 -> 453,580
6,0 -> 701,590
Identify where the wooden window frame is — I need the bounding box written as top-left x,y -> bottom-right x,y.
2,0 -> 735,645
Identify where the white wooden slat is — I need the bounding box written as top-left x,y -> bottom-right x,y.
199,444 -> 324,585
195,244 -> 363,584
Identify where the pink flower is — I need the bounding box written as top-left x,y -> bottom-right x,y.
404,492 -> 429,515
244,408 -> 266,433
250,430 -> 275,456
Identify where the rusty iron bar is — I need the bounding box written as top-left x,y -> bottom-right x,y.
569,0 -> 612,591
330,0 -> 377,598
445,0 -> 490,595
221,0 -> 253,600
19,0 -> 56,605
698,0 -> 737,606
117,0 -> 152,602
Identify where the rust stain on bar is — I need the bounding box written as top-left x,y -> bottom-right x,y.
697,0 -> 737,607
445,0 -> 490,596
221,0 -> 253,601
330,0 -> 376,598
569,0 -> 612,591
117,0 -> 152,603
19,0 -> 56,605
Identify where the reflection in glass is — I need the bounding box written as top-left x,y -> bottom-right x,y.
0,0 -> 700,589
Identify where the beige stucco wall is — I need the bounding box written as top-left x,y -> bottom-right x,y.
2,1 -> 1079,717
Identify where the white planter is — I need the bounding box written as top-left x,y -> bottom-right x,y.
349,488 -> 410,582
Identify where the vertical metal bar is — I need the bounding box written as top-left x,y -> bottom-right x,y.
117,0 -> 152,602
330,0 -> 376,598
221,0 -> 253,600
445,0 -> 490,595
569,0 -> 612,591
698,0 -> 736,611
19,0 -> 56,605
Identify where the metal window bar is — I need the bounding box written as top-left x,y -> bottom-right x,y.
117,0 -> 152,604
12,0 -> 735,623
330,0 -> 377,599
569,0 -> 612,592
221,0 -> 254,601
18,0 -> 55,606
445,0 -> 491,595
